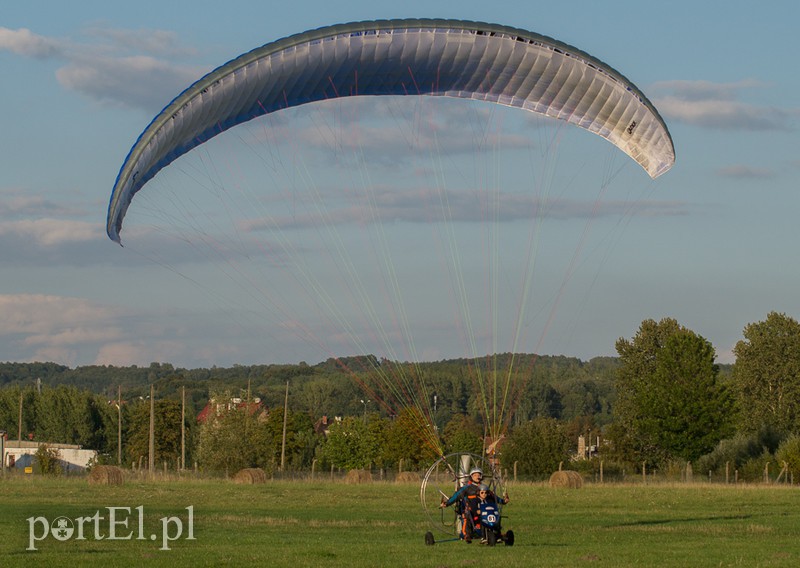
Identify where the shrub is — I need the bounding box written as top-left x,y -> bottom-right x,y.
34,444 -> 62,476
738,450 -> 778,483
775,435 -> 800,480
695,427 -> 786,478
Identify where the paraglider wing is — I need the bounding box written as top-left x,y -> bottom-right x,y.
107,18 -> 675,243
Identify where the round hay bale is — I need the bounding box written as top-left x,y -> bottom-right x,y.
549,470 -> 583,489
395,471 -> 420,483
345,469 -> 373,484
233,468 -> 267,484
88,465 -> 125,486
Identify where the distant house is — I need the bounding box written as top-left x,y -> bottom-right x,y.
3,440 -> 96,472
574,434 -> 603,460
197,396 -> 266,424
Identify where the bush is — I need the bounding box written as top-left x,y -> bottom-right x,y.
34,444 -> 62,476
503,417 -> 570,479
568,457 -> 630,482
739,450 -> 777,483
695,427 -> 787,478
775,435 -> 800,480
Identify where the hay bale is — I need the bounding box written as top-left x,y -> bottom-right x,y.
549,470 -> 583,489
395,471 -> 420,483
233,468 -> 267,484
88,465 -> 124,486
345,469 -> 373,484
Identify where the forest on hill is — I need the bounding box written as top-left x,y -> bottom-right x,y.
0,353 -> 621,429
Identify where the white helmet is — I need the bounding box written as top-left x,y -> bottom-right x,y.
469,467 -> 483,477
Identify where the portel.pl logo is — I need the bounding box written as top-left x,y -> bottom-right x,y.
27,506 -> 194,551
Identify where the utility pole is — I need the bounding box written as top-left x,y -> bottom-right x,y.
181,386 -> 186,471
18,391 -> 23,443
245,379 -> 251,438
280,380 -> 289,471
149,384 -> 155,474
117,385 -> 122,466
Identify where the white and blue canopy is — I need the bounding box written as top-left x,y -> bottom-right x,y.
107,19 -> 675,243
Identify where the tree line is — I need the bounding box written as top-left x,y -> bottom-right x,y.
2,311 -> 800,481
0,354 -> 615,475
606,312 -> 800,481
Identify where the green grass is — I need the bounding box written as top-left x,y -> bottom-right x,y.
2,475 -> 800,567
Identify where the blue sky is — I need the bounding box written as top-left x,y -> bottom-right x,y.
1,1 -> 798,368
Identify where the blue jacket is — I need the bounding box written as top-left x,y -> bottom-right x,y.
444,481 -> 480,508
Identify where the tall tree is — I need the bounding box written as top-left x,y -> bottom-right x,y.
322,416 -> 386,470
733,312 -> 800,433
382,407 -> 439,468
33,386 -> 96,446
502,417 -> 570,477
196,403 -> 275,474
610,318 -> 734,467
441,414 -> 483,455
260,406 -> 315,468
125,399 -> 184,468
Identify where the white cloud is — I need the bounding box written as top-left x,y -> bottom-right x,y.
253,97 -> 533,170
0,194 -> 50,218
652,80 -> 795,131
0,294 -> 207,367
0,27 -> 60,58
0,188 -> 97,220
93,340 -> 187,367
0,294 -> 126,365
239,186 -> 688,232
83,26 -> 193,57
716,165 -> 773,179
655,96 -> 790,130
0,294 -> 119,336
56,54 -> 201,110
652,79 -> 762,102
0,218 -> 98,245
1,25 -> 204,111
0,293 -> 257,367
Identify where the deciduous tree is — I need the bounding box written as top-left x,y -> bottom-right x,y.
125,398 -> 184,468
610,318 -> 734,467
441,414 -> 483,455
732,312 -> 800,433
502,417 -> 570,477
196,403 -> 276,474
321,415 -> 386,470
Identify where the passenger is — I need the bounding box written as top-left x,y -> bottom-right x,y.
478,484 -> 510,506
475,484 -> 509,543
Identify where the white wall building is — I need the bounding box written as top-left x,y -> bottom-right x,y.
3,440 -> 97,473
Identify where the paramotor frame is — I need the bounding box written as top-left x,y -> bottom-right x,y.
420,451 -> 506,536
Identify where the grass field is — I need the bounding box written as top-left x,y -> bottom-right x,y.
2,474 -> 800,567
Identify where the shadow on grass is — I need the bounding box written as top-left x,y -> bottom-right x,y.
608,514 -> 753,527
